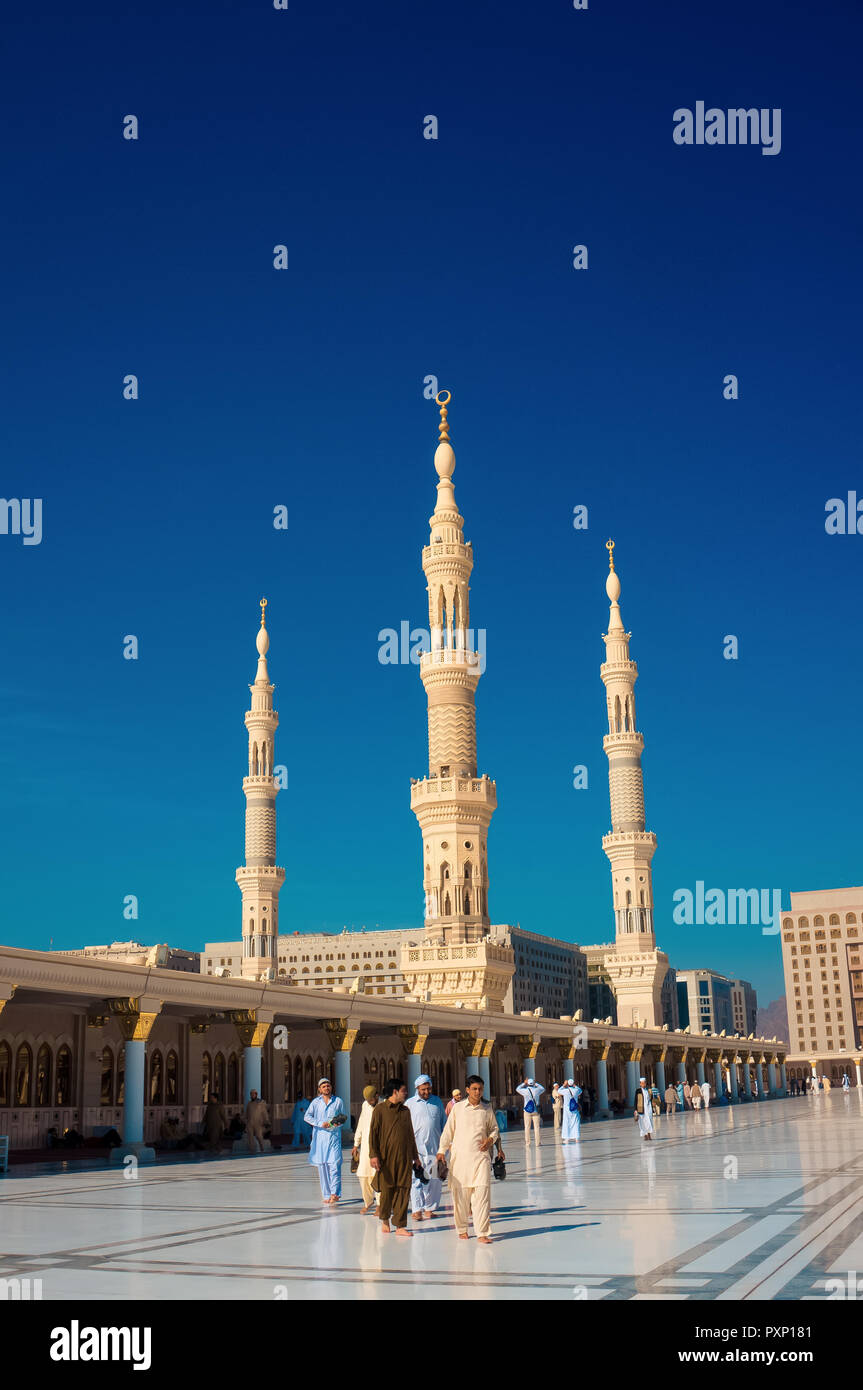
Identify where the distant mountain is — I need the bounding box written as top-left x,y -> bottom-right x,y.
757,997 -> 789,1044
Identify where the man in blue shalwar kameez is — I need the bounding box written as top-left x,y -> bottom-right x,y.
405,1075 -> 447,1221
304,1077 -> 346,1204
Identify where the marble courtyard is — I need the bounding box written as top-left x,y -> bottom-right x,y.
2,1095 -> 860,1302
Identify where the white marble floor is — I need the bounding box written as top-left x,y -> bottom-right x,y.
2,1094 -> 861,1300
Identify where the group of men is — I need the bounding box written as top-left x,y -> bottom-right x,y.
303,1072 -> 506,1242
662,1079 -> 714,1113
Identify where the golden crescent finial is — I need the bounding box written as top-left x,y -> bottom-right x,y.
435,389 -> 452,443
606,539 -> 615,572
259,596 -> 268,627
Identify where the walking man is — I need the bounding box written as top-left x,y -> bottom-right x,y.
204,1091 -> 227,1153
290,1093 -> 311,1148
634,1076 -> 654,1141
304,1077 -> 347,1205
369,1078 -> 421,1237
702,1079 -> 712,1109
351,1084 -> 379,1214
436,1075 -> 503,1244
406,1074 -> 447,1222
245,1088 -> 270,1154
664,1082 -> 677,1115
552,1083 -> 563,1131
516,1076 -> 545,1144
690,1080 -> 702,1111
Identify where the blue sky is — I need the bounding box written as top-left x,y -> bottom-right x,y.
1,0 -> 861,1005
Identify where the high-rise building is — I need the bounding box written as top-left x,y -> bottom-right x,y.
502,927 -> 589,1017
730,978 -> 758,1035
781,888 -> 863,1056
676,969 -> 741,1035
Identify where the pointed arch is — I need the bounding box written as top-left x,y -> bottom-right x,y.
166,1049 -> 179,1104
100,1046 -> 115,1106
14,1043 -> 32,1106
35,1043 -> 52,1107
0,1041 -> 10,1106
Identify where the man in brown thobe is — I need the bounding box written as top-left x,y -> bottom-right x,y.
204,1092 -> 228,1153
369,1077 -> 421,1237
245,1089 -> 271,1153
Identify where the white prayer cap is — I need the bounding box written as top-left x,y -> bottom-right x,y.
317,1077 -> 331,1087
567,1078 -> 575,1085
639,1076 -> 647,1082
414,1074 -> 432,1088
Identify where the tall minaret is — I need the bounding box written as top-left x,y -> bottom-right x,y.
600,541 -> 668,1026
410,391 -> 497,946
236,598 -> 285,980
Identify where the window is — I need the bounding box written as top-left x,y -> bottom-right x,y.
15,1044 -> 32,1107
0,1042 -> 10,1107
100,1047 -> 114,1106
35,1044 -> 52,1107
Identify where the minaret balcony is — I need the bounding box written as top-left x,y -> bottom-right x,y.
420,647 -> 481,673
603,731 -> 644,754
410,773 -> 497,813
422,541 -> 472,562
242,775 -> 278,791
602,830 -> 657,858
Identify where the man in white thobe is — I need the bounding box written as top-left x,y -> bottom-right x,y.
634,1076 -> 654,1141
406,1074 -> 447,1221
516,1077 -> 545,1144
436,1074 -> 503,1243
702,1079 -> 711,1109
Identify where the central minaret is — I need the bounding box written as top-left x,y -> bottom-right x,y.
600,541 -> 668,1026
236,599 -> 285,980
410,391 -> 496,946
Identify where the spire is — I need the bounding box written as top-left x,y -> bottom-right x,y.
605,539 -> 624,632
255,597 -> 270,680
433,390 -> 457,516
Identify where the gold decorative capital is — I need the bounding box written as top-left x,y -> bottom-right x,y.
457,1030 -> 482,1060
0,984 -> 18,1018
324,1018 -> 359,1054
107,997 -> 162,1042
397,1025 -> 429,1058
515,1034 -> 541,1060
230,1009 -> 272,1049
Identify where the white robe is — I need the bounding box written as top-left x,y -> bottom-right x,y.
636,1088 -> 654,1136
559,1084 -> 582,1140
702,1082 -> 711,1108
352,1100 -> 376,1178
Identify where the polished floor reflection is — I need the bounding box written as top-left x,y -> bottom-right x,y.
1,1093 -> 861,1300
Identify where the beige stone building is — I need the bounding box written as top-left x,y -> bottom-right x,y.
781,887 -> 863,1086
